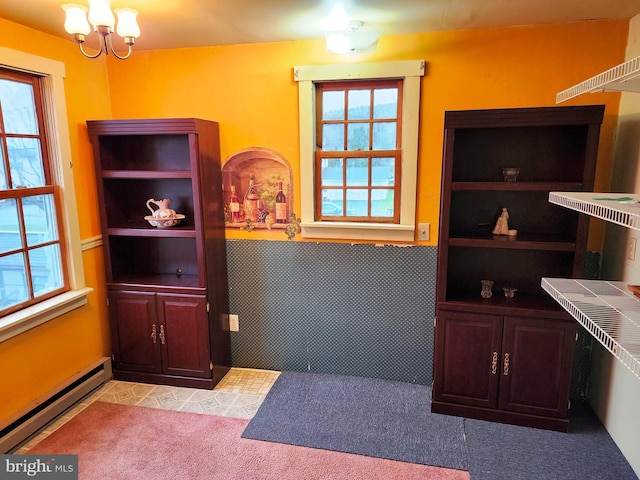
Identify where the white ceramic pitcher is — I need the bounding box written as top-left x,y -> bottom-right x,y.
146,198 -> 176,219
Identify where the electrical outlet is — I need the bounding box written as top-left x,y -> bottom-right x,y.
627,237 -> 637,261
418,223 -> 430,241
229,314 -> 239,332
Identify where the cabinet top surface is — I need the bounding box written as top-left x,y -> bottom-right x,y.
87,118 -> 218,135
444,104 -> 605,128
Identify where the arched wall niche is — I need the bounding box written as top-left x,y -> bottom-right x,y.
222,147 -> 294,228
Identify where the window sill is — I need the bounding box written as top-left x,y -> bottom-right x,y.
0,288 -> 93,343
301,221 -> 415,242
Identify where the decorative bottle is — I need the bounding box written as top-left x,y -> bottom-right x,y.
276,181 -> 287,224
243,174 -> 259,222
229,185 -> 240,223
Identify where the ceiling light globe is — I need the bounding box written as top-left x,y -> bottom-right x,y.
115,8 -> 140,38
62,4 -> 91,35
87,0 -> 115,29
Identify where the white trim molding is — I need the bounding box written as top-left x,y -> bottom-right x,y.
295,60 -> 426,242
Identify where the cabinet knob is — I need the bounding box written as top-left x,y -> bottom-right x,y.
503,353 -> 510,376
151,324 -> 157,344
159,325 -> 166,345
491,351 -> 498,375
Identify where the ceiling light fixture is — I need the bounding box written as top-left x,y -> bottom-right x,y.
325,21 -> 380,55
62,0 -> 140,60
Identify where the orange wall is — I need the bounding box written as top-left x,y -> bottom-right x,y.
0,16 -> 629,425
0,19 -> 111,425
105,20 -> 628,247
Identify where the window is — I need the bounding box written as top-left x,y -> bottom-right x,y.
0,69 -> 68,316
295,60 -> 425,242
0,47 -> 91,342
316,80 -> 402,223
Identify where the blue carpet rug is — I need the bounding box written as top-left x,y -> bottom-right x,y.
464,402 -> 638,480
241,371 -> 468,470
242,371 -> 638,479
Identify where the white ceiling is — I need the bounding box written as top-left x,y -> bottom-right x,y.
2,0 -> 640,52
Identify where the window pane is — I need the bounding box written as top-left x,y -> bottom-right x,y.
0,144 -> 7,190
372,122 -> 397,150
25,194 -> 58,246
347,123 -> 369,151
321,189 -> 343,216
8,137 -> 45,187
373,88 -> 398,119
346,189 -> 368,217
320,158 -> 344,186
322,90 -> 344,120
323,124 -> 345,151
372,158 -> 395,186
346,158 -> 368,186
372,189 -> 394,217
348,89 -> 370,120
29,243 -> 63,297
0,252 -> 29,309
0,198 -> 22,253
0,79 -> 39,134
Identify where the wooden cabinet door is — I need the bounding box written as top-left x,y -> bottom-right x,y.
157,294 -> 211,379
109,290 -> 161,374
498,316 -> 575,418
433,310 -> 503,408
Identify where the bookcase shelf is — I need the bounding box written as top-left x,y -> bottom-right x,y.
89,118 -> 230,389
432,105 -> 605,432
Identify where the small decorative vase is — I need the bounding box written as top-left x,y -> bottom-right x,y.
503,287 -> 517,298
481,280 -> 494,298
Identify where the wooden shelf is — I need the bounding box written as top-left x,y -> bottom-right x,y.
102,170 -> 192,179
109,274 -> 203,291
542,279 -> 640,380
107,226 -> 196,237
439,292 -> 568,317
448,233 -> 575,251
452,182 -> 584,192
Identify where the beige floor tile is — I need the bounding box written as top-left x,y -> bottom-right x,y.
14,368 -> 281,454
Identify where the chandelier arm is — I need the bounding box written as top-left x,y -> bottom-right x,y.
105,33 -> 133,60
78,42 -> 103,59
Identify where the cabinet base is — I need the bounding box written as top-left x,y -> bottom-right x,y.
431,400 -> 568,432
113,366 -> 231,390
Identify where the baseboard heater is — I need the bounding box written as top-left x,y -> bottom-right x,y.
0,357 -> 112,453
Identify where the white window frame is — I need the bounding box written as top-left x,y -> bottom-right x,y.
0,47 -> 92,342
295,60 -> 425,242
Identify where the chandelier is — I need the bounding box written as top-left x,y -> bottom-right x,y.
62,0 -> 140,60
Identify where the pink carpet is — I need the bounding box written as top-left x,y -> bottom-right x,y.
27,401 -> 470,480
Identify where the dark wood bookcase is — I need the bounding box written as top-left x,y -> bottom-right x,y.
431,105 -> 604,431
88,118 -> 230,389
